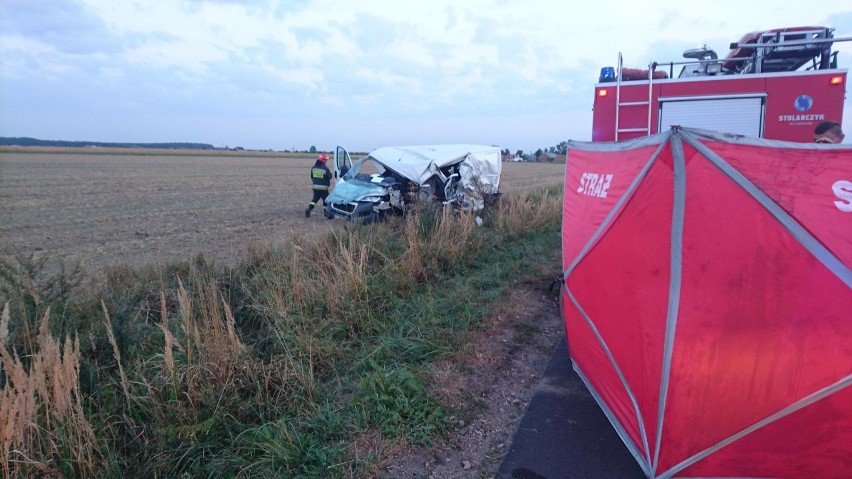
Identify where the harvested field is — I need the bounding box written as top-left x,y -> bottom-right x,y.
0,148 -> 565,270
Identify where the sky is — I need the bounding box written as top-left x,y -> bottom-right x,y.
1,0 -> 851,152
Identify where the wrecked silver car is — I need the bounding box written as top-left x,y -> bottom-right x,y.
324,144 -> 502,222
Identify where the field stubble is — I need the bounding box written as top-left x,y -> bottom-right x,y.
1,151 -> 565,269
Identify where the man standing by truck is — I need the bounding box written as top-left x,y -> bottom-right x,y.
305,152 -> 332,218
814,121 -> 845,144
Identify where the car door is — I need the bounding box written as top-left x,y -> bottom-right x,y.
334,146 -> 352,179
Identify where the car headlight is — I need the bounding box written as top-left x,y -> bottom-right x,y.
360,196 -> 384,203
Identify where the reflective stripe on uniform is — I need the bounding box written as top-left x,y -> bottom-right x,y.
312,185 -> 329,190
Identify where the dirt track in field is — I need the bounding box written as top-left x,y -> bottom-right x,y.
0,150 -> 565,271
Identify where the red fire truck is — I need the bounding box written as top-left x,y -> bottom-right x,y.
592,26 -> 848,142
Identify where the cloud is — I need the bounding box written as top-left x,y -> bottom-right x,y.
0,0 -> 115,54
2,0 -> 851,150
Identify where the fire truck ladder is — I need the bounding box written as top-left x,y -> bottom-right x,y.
614,52 -> 654,141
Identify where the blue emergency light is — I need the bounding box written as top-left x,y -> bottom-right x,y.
599,66 -> 616,82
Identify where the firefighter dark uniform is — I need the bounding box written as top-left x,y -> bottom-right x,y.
305,153 -> 332,217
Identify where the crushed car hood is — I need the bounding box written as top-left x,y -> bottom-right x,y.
369,144 -> 501,191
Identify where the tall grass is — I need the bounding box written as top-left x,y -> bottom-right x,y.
493,185 -> 563,239
0,186 -> 563,478
1,304 -> 104,479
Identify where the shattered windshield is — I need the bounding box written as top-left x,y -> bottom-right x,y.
344,156 -> 386,180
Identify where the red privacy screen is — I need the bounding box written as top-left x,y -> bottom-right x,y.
561,127 -> 851,479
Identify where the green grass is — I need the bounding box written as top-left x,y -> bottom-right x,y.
0,186 -> 563,478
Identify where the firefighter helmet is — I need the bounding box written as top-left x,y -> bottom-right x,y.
317,153 -> 329,162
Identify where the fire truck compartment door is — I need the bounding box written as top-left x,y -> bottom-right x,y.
658,95 -> 765,137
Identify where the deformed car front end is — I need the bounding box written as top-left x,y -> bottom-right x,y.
324,144 -> 502,222
323,156 -> 410,221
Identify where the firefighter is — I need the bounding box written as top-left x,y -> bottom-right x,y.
305,152 -> 332,217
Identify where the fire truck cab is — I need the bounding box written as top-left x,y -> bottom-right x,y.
592,26 -> 848,142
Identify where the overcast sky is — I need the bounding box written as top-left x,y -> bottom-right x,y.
1,0 -> 851,152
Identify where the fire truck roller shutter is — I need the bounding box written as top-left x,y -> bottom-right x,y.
658,94 -> 766,138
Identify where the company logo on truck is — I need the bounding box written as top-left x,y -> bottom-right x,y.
779,94 -> 825,123
779,112 -> 825,122
795,95 -> 813,111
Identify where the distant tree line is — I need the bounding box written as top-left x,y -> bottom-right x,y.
540,140 -> 569,155
503,140 -> 569,162
0,137 -> 215,150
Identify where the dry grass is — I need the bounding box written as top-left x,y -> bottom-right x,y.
103,302 -> 132,406
398,207 -> 484,281
398,215 -> 428,284
0,177 -> 565,477
157,291 -> 177,380
498,162 -> 565,193
0,303 -> 103,479
425,208 -> 483,263
494,188 -> 562,239
168,280 -> 251,405
162,277 -> 320,414
311,229 -> 372,313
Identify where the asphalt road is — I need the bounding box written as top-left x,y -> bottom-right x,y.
497,339 -> 647,479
